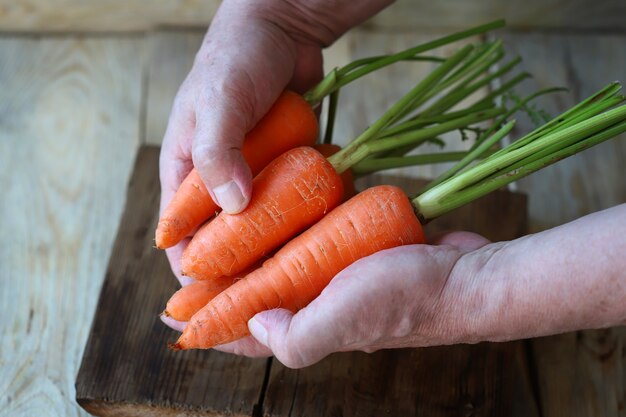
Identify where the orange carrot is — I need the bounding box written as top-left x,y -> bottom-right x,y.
313,144 -> 356,200
181,146 -> 344,281
155,90 -> 318,249
163,276 -> 237,322
172,185 -> 424,349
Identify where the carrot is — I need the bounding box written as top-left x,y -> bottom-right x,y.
181,146 -> 344,280
163,276 -> 238,322
313,143 -> 356,200
171,84 -> 626,350
164,145 -> 354,321
155,90 -> 319,249
172,185 -> 424,349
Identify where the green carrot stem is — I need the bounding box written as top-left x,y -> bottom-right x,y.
328,45 -> 475,172
330,106 -> 504,173
492,93 -> 624,159
420,87 -> 566,193
304,20 -> 506,105
390,43 -> 505,123
414,102 -> 626,219
323,89 -> 340,145
422,61 -> 526,118
352,151 -> 495,176
417,119 -> 626,219
338,55 -> 446,76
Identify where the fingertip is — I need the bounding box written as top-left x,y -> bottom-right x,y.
160,313 -> 187,332
212,180 -> 249,214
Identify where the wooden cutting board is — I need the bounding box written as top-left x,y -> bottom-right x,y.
75,145 -> 538,417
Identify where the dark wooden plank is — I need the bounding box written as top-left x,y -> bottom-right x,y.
75,146 -> 267,417
264,175 -> 538,417
500,31 -> 626,417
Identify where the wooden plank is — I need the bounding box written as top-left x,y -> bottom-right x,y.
0,36 -> 144,416
500,32 -> 626,417
1,0 -> 626,33
75,146 -> 268,417
265,344 -> 539,417
145,30 -> 204,145
264,175 -> 536,417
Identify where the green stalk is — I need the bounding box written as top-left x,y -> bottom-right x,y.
414,101 -> 626,220
304,19 -> 506,105
420,87 -> 566,193
338,55 -> 446,76
327,45 -> 475,172
330,107 -> 504,173
351,150 -> 496,176
419,119 -> 626,218
421,59 -> 525,118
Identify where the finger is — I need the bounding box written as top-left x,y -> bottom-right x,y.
429,231 -> 491,251
191,14 -> 297,214
164,237 -> 195,286
160,314 -> 187,332
159,88 -> 196,217
212,336 -> 273,357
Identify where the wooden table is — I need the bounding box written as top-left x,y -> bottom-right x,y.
1,10 -> 625,416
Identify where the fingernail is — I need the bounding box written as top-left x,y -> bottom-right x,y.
213,180 -> 246,214
248,318 -> 268,346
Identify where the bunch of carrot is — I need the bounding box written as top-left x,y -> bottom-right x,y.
171,82 -> 626,349
155,21 -> 626,349
160,21 -> 529,318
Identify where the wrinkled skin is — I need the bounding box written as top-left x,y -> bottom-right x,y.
159,0 -> 626,369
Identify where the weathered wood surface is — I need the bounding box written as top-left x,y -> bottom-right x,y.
501,32 -> 626,417
0,37 -> 144,416
75,147 -> 268,417
76,146 -> 536,417
1,0 -> 626,33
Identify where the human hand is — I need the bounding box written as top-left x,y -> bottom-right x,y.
159,0 -> 393,283
205,231 -> 492,367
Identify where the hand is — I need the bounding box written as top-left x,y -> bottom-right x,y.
159,0 -> 393,283
212,231 -> 492,367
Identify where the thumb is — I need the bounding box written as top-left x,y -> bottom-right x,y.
248,308 -> 340,369
192,81 -> 256,214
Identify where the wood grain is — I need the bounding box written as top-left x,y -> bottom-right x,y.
500,32 -> 626,417
144,30 -> 204,145
0,37 -> 144,416
75,147 -> 268,417
1,0 -> 625,32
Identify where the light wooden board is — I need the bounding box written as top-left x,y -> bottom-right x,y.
0,36 -> 145,416
144,30 -> 204,145
1,0 -> 626,33
500,32 -> 626,417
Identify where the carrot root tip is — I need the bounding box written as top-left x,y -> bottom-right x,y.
167,342 -> 183,351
